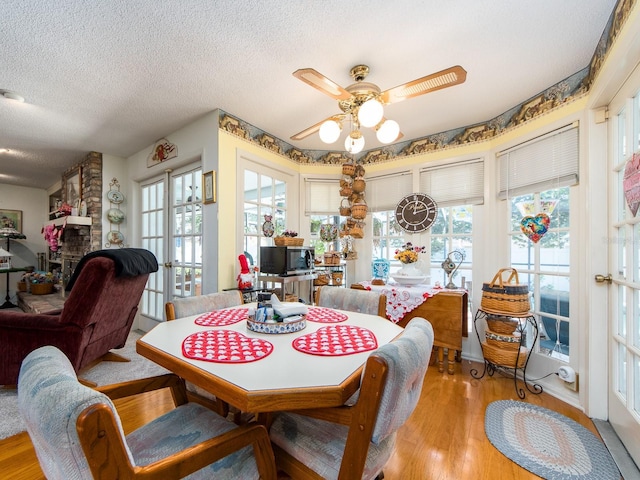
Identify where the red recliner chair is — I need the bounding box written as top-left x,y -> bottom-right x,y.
0,248 -> 157,385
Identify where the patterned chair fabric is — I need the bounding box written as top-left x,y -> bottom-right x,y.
270,317 -> 434,480
18,346 -> 276,480
165,290 -> 243,320
315,286 -> 387,318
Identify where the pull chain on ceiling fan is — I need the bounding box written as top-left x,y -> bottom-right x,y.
291,64 -> 467,153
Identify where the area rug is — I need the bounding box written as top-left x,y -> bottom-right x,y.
0,330 -> 169,440
485,400 -> 620,479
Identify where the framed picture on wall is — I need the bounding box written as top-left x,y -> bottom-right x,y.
65,166 -> 82,206
203,170 -> 216,204
0,209 -> 23,233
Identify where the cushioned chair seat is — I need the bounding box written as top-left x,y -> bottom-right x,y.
315,286 -> 387,318
270,412 -> 395,480
127,403 -> 260,478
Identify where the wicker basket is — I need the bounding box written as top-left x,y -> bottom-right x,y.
485,328 -> 521,351
323,252 -> 341,265
342,163 -> 356,176
331,272 -> 343,285
351,202 -> 368,220
481,268 -> 530,314
339,198 -> 351,216
486,316 -> 519,334
313,273 -> 330,286
482,342 -> 528,368
274,237 -> 304,246
30,283 -> 54,295
17,281 -> 27,292
352,177 -> 366,193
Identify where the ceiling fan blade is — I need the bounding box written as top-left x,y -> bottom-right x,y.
290,115 -> 344,141
293,68 -> 352,101
380,65 -> 467,104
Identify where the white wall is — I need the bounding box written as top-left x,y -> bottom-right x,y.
0,184 -> 49,303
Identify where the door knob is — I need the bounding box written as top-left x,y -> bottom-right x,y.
594,274 -> 612,284
164,262 -> 173,268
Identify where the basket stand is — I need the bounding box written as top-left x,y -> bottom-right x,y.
469,308 -> 543,399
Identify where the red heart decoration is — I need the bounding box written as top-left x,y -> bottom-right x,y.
520,213 -> 550,243
292,325 -> 378,356
623,152 -> 640,217
182,330 -> 273,363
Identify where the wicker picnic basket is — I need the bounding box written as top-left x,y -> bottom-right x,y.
486,316 -> 519,334
481,268 -> 530,314
313,272 -> 330,286
481,341 -> 528,369
485,328 -> 521,351
339,198 -> 351,216
274,236 -> 304,246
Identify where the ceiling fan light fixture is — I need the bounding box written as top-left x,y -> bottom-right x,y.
376,119 -> 400,144
345,132 -> 365,154
358,98 -> 384,128
319,119 -> 341,143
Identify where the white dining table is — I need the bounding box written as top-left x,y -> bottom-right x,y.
136,303 -> 403,413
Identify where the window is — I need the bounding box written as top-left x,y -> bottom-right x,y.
309,214 -> 340,256
499,125 -> 578,362
429,205 -> 473,288
243,168 -> 287,268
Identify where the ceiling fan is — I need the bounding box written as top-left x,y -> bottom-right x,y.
291,64 -> 467,154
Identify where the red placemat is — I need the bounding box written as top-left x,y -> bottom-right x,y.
292,325 -> 378,356
306,307 -> 348,323
182,330 -> 273,363
194,308 -> 248,327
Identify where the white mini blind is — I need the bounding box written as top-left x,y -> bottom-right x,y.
304,178 -> 341,215
366,172 -> 413,212
498,124 -> 579,198
419,159 -> 484,207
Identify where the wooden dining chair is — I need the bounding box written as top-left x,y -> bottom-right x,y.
269,318 -> 434,480
315,285 -> 387,319
165,290 -> 244,320
165,290 -> 247,421
18,345 -> 277,480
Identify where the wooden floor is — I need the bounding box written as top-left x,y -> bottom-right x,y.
0,359 -> 599,480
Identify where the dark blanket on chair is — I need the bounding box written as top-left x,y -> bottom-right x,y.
66,248 -> 158,291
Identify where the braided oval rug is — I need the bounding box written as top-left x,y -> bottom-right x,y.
485,400 -> 620,479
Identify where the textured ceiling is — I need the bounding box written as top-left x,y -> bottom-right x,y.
0,0 -> 618,189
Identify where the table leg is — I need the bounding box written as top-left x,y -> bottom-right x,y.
437,347 -> 444,373
447,349 -> 456,375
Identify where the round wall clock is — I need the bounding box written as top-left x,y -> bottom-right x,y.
395,193 -> 438,233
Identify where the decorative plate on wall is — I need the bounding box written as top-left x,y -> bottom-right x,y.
107,189 -> 125,204
107,208 -> 125,224
107,231 -> 124,245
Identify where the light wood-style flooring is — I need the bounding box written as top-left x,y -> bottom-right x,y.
0,359 -> 599,479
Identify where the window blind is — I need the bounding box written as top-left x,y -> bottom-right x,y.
419,159 -> 484,207
366,172 -> 413,212
498,124 -> 579,198
304,178 -> 341,215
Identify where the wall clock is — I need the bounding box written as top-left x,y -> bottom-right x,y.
395,193 -> 438,233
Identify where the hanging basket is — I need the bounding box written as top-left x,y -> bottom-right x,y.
351,202 -> 368,220
342,162 -> 356,176
339,198 -> 351,216
352,177 -> 366,193
339,185 -> 353,197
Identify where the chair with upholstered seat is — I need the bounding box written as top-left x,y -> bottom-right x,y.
18,345 -> 277,480
269,317 -> 434,480
165,290 -> 244,320
0,248 -> 157,386
315,285 -> 387,319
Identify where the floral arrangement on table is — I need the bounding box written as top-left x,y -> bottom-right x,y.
394,242 -> 426,264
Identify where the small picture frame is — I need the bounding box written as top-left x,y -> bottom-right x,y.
65,166 -> 82,206
0,209 -> 22,233
203,170 -> 216,204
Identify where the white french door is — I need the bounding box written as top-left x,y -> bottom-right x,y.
138,164 -> 202,330
607,78 -> 640,464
